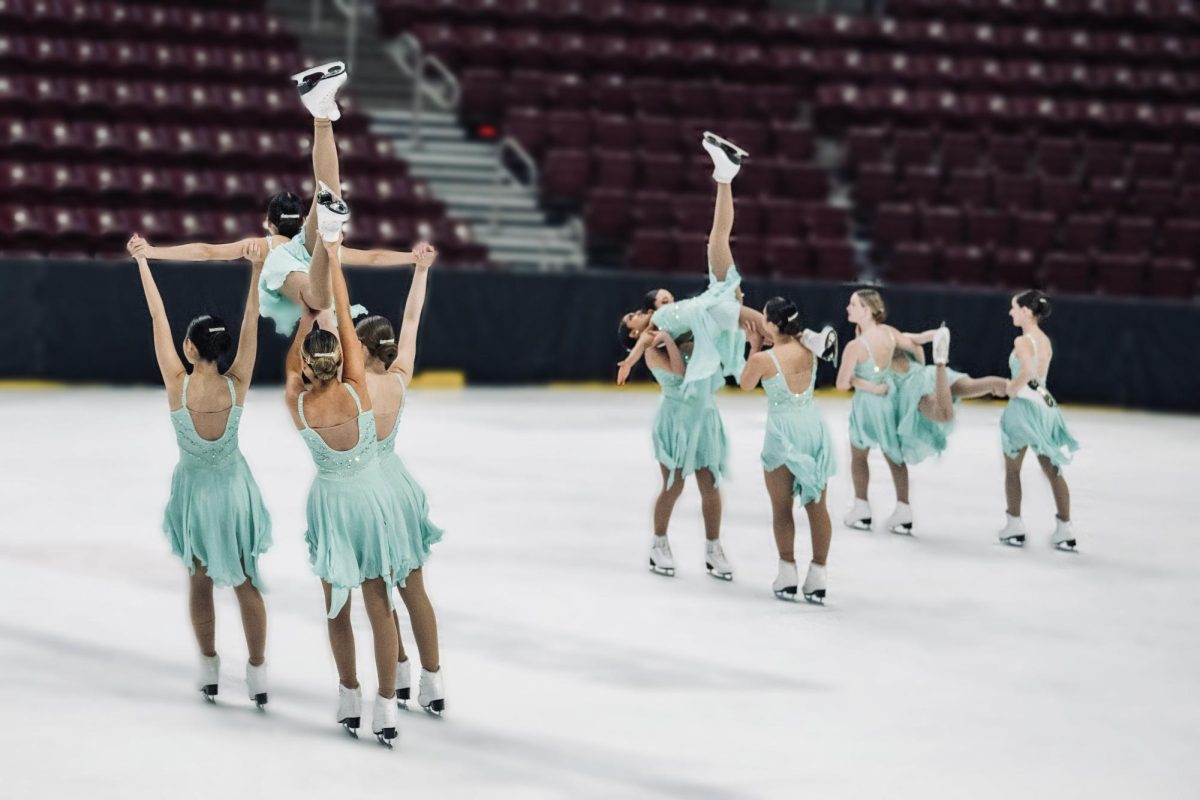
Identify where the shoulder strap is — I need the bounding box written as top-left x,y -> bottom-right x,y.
181,373 -> 190,406
297,392 -> 309,428
394,372 -> 407,411
858,335 -> 875,364
1027,335 -> 1039,362
343,383 -> 364,413
767,349 -> 783,375
224,375 -> 237,405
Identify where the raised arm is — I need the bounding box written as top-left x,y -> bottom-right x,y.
341,245 -> 422,268
739,351 -> 768,391
652,330 -> 685,376
326,236 -> 367,399
389,244 -> 437,383
128,236 -> 186,390
131,234 -> 264,263
1006,335 -> 1036,397
226,242 -> 266,388
894,330 -> 926,366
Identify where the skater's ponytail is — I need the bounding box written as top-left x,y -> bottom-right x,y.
267,191 -> 304,238
764,297 -> 804,337
1015,289 -> 1052,320
185,315 -> 233,363
853,289 -> 887,323
355,315 -> 398,368
302,322 -> 342,382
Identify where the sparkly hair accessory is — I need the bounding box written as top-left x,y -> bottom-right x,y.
207,326 -> 226,332
786,312 -> 799,321
310,351 -> 338,358
279,213 -> 301,218
378,338 -> 395,344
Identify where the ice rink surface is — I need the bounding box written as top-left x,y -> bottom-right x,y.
2,385 -> 1198,799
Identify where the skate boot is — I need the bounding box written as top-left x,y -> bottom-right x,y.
395,659 -> 411,709
1018,379 -> 1057,408
649,535 -> 675,576
198,654 -> 219,701
802,325 -> 839,365
372,693 -> 399,747
1051,518 -> 1077,552
932,324 -> 950,366
315,180 -> 350,242
998,514 -> 1027,547
885,502 -> 914,536
772,559 -> 799,602
337,683 -> 362,737
291,61 -> 347,121
418,669 -> 446,716
801,562 -> 827,605
705,539 -> 733,581
246,661 -> 268,709
843,498 -> 872,531
702,131 -> 748,184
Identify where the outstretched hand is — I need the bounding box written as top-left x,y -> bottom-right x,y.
411,241 -> 437,269
616,359 -> 634,385
127,234 -> 148,259
242,239 -> 263,263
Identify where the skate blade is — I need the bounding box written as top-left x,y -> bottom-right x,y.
889,524 -> 914,536
803,590 -> 826,606
702,131 -> 749,159
396,689 -> 410,710
291,61 -> 347,85
422,699 -> 445,718
648,560 -> 675,577
341,717 -> 360,738
1053,540 -> 1077,552
375,728 -> 397,748
1000,535 -> 1026,547
773,587 -> 798,602
252,692 -> 268,710
200,685 -> 218,703
706,565 -> 734,581
844,519 -> 871,531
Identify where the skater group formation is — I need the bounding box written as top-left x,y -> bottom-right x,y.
617,133 -> 1081,603
129,62 -> 443,746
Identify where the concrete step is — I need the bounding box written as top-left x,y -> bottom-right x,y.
373,124 -> 468,143
438,188 -> 538,209
372,108 -> 457,125
456,209 -> 548,227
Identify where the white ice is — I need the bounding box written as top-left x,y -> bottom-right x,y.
2,386 -> 1198,799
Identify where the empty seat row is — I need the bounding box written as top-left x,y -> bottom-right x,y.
0,1 -> 290,45
627,229 -> 856,281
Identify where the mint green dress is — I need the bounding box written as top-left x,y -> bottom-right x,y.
375,375 -> 444,583
164,375 -> 272,589
894,350 -> 967,465
650,263 -> 746,399
260,232 -> 366,335
297,384 -> 416,618
761,350 -> 836,506
649,351 -> 728,489
847,335 -> 904,464
1000,335 -> 1079,473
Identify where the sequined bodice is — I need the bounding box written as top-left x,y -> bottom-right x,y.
651,351 -> 720,403
170,375 -> 242,469
763,350 -> 817,414
298,385 -> 379,479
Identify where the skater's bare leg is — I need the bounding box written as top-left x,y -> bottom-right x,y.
850,446 -> 870,502
1005,448 -> 1027,517
391,610 -> 408,664
886,458 -> 910,505
322,581 -> 358,690
950,375 -> 1007,400
361,577 -> 398,698
917,364 -> 954,423
708,182 -> 735,282
804,489 -> 833,566
189,560 -> 216,658
303,118 -> 340,255
397,569 -> 440,672
695,468 -> 722,542
653,466 -> 686,537
233,579 -> 266,667
765,467 -> 797,563
1037,455 -> 1071,522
